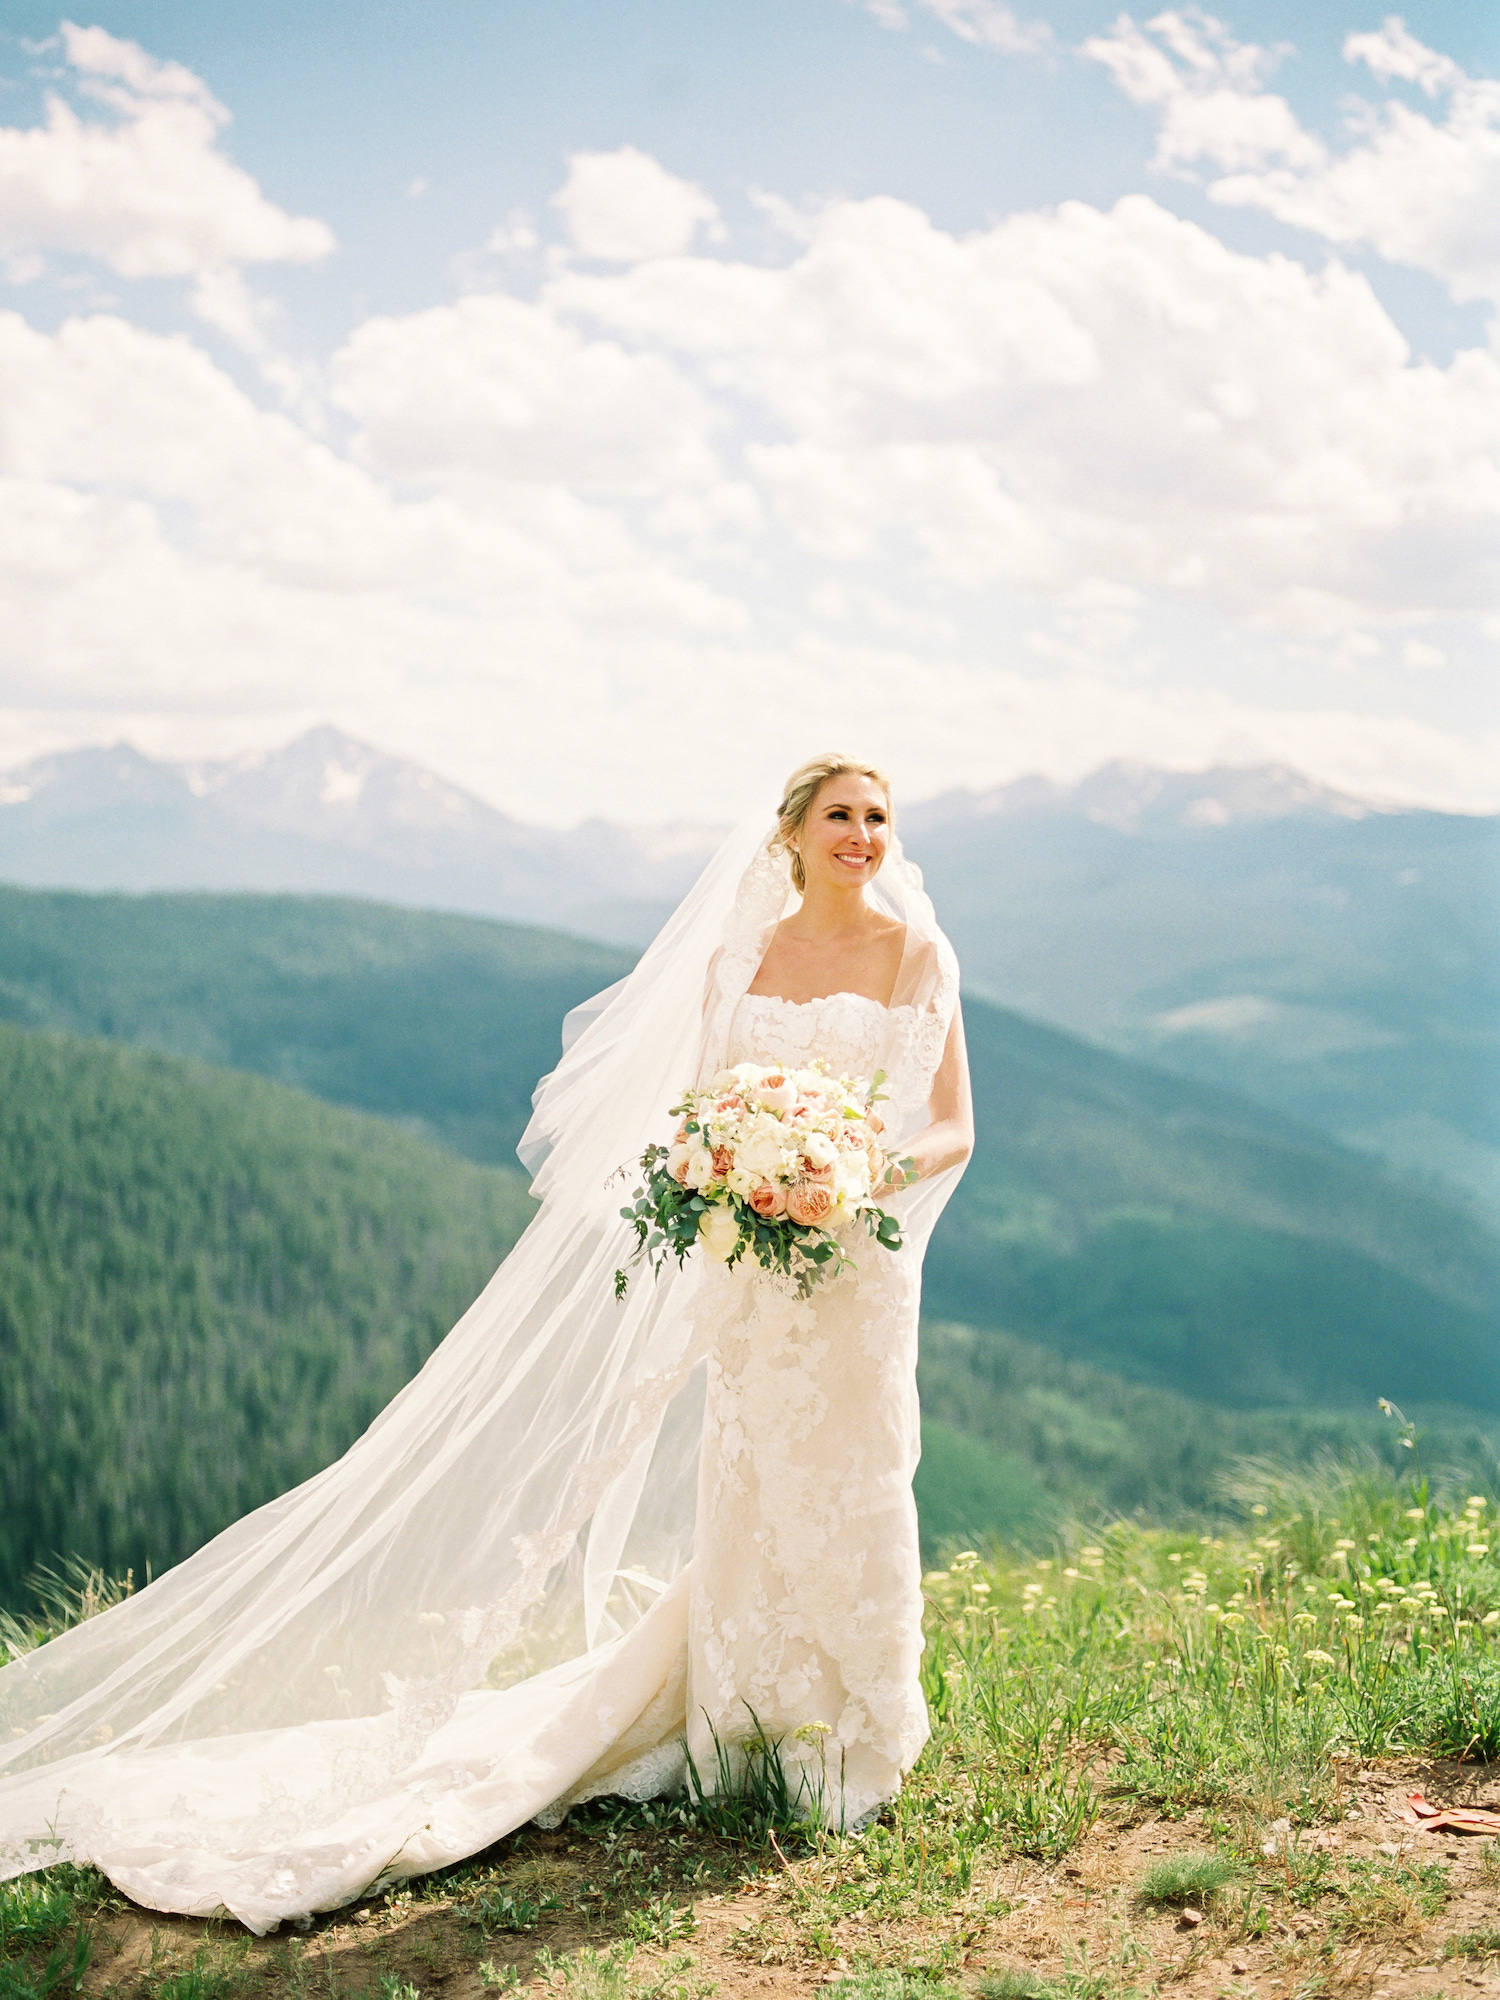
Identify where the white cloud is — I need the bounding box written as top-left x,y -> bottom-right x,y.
859,0 -> 1050,54
551,146 -> 722,263
1082,9 -> 1319,173
551,190 -> 1500,628
0,305 -> 748,742
914,0 -> 1051,54
330,293 -> 724,494
0,59 -> 1494,828
1085,10 -> 1500,302
0,24 -> 333,287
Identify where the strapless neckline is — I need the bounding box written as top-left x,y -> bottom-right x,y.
738,990 -> 916,1018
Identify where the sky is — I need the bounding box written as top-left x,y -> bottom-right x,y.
0,1 -> 1497,824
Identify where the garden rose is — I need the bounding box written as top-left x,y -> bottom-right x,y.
711,1146 -> 734,1178
684,1145 -> 715,1189
755,1073 -> 798,1113
801,1130 -> 838,1170
666,1142 -> 692,1184
786,1180 -> 834,1227
749,1181 -> 789,1218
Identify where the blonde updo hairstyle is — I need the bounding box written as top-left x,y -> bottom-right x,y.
770,753 -> 892,894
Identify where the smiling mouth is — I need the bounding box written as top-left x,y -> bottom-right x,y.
834,851 -> 871,867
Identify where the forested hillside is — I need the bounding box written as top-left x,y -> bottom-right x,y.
912,1322 -> 1499,1550
2,882 -> 1496,1417
0,885 -> 627,1163
935,1002 -> 1500,1411
0,1025 -> 531,1600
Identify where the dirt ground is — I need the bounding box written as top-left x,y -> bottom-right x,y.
71,1757 -> 1500,2000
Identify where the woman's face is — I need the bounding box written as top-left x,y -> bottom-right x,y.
794,773 -> 891,894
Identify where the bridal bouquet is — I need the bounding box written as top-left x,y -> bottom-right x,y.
615,1061 -> 912,1298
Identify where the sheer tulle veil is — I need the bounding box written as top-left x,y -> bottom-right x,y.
0,810 -> 964,1928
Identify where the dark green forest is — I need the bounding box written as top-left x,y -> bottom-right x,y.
0,884 -> 624,1164
0,1024 -> 531,1599
0,883 -> 1496,1599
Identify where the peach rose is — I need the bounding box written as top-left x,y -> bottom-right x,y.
786,1180 -> 834,1227
749,1181 -> 789,1218
839,1124 -> 866,1150
800,1158 -> 836,1184
715,1094 -> 744,1113
711,1146 -> 734,1179
756,1073 -> 798,1113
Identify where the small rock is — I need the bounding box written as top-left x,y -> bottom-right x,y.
1177,1907 -> 1203,1929
1230,1962 -> 1249,1975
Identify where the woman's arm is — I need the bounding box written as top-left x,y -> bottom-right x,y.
887,1002 -> 974,1187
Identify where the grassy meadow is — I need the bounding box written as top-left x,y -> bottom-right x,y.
4,1456 -> 1500,1998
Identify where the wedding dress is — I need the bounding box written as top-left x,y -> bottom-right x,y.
0,819 -> 966,1933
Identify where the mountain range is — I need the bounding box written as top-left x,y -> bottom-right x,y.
3,727 -> 1496,1215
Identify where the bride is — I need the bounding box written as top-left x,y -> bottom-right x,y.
0,753 -> 972,1934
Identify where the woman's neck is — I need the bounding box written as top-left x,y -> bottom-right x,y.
786,879 -> 877,943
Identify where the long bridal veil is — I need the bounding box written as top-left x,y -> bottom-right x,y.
0,813 -> 963,1931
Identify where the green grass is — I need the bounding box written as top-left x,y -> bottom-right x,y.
0,1867 -> 106,2000
1447,1928 -> 1500,1960
976,1975 -> 1055,2000
828,1974 -> 964,2000
1132,1850 -> 1242,1906
4,1460 -> 1498,1990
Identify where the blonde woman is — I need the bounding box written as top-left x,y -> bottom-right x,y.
0,757 -> 972,1930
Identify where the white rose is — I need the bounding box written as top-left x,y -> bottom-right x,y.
684,1145 -> 716,1189
737,1130 -> 787,1180
802,1131 -> 838,1170
698,1205 -> 742,1261
665,1142 -> 692,1183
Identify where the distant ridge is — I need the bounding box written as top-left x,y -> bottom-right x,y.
0,727 -> 720,942
902,759 -> 1393,834
0,728 -> 1418,930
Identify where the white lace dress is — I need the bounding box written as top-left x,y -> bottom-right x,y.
539,988 -> 931,1830
684,991 -> 928,1821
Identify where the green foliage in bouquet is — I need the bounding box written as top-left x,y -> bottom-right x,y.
614,1066 -> 912,1300
614,1145 -> 905,1298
